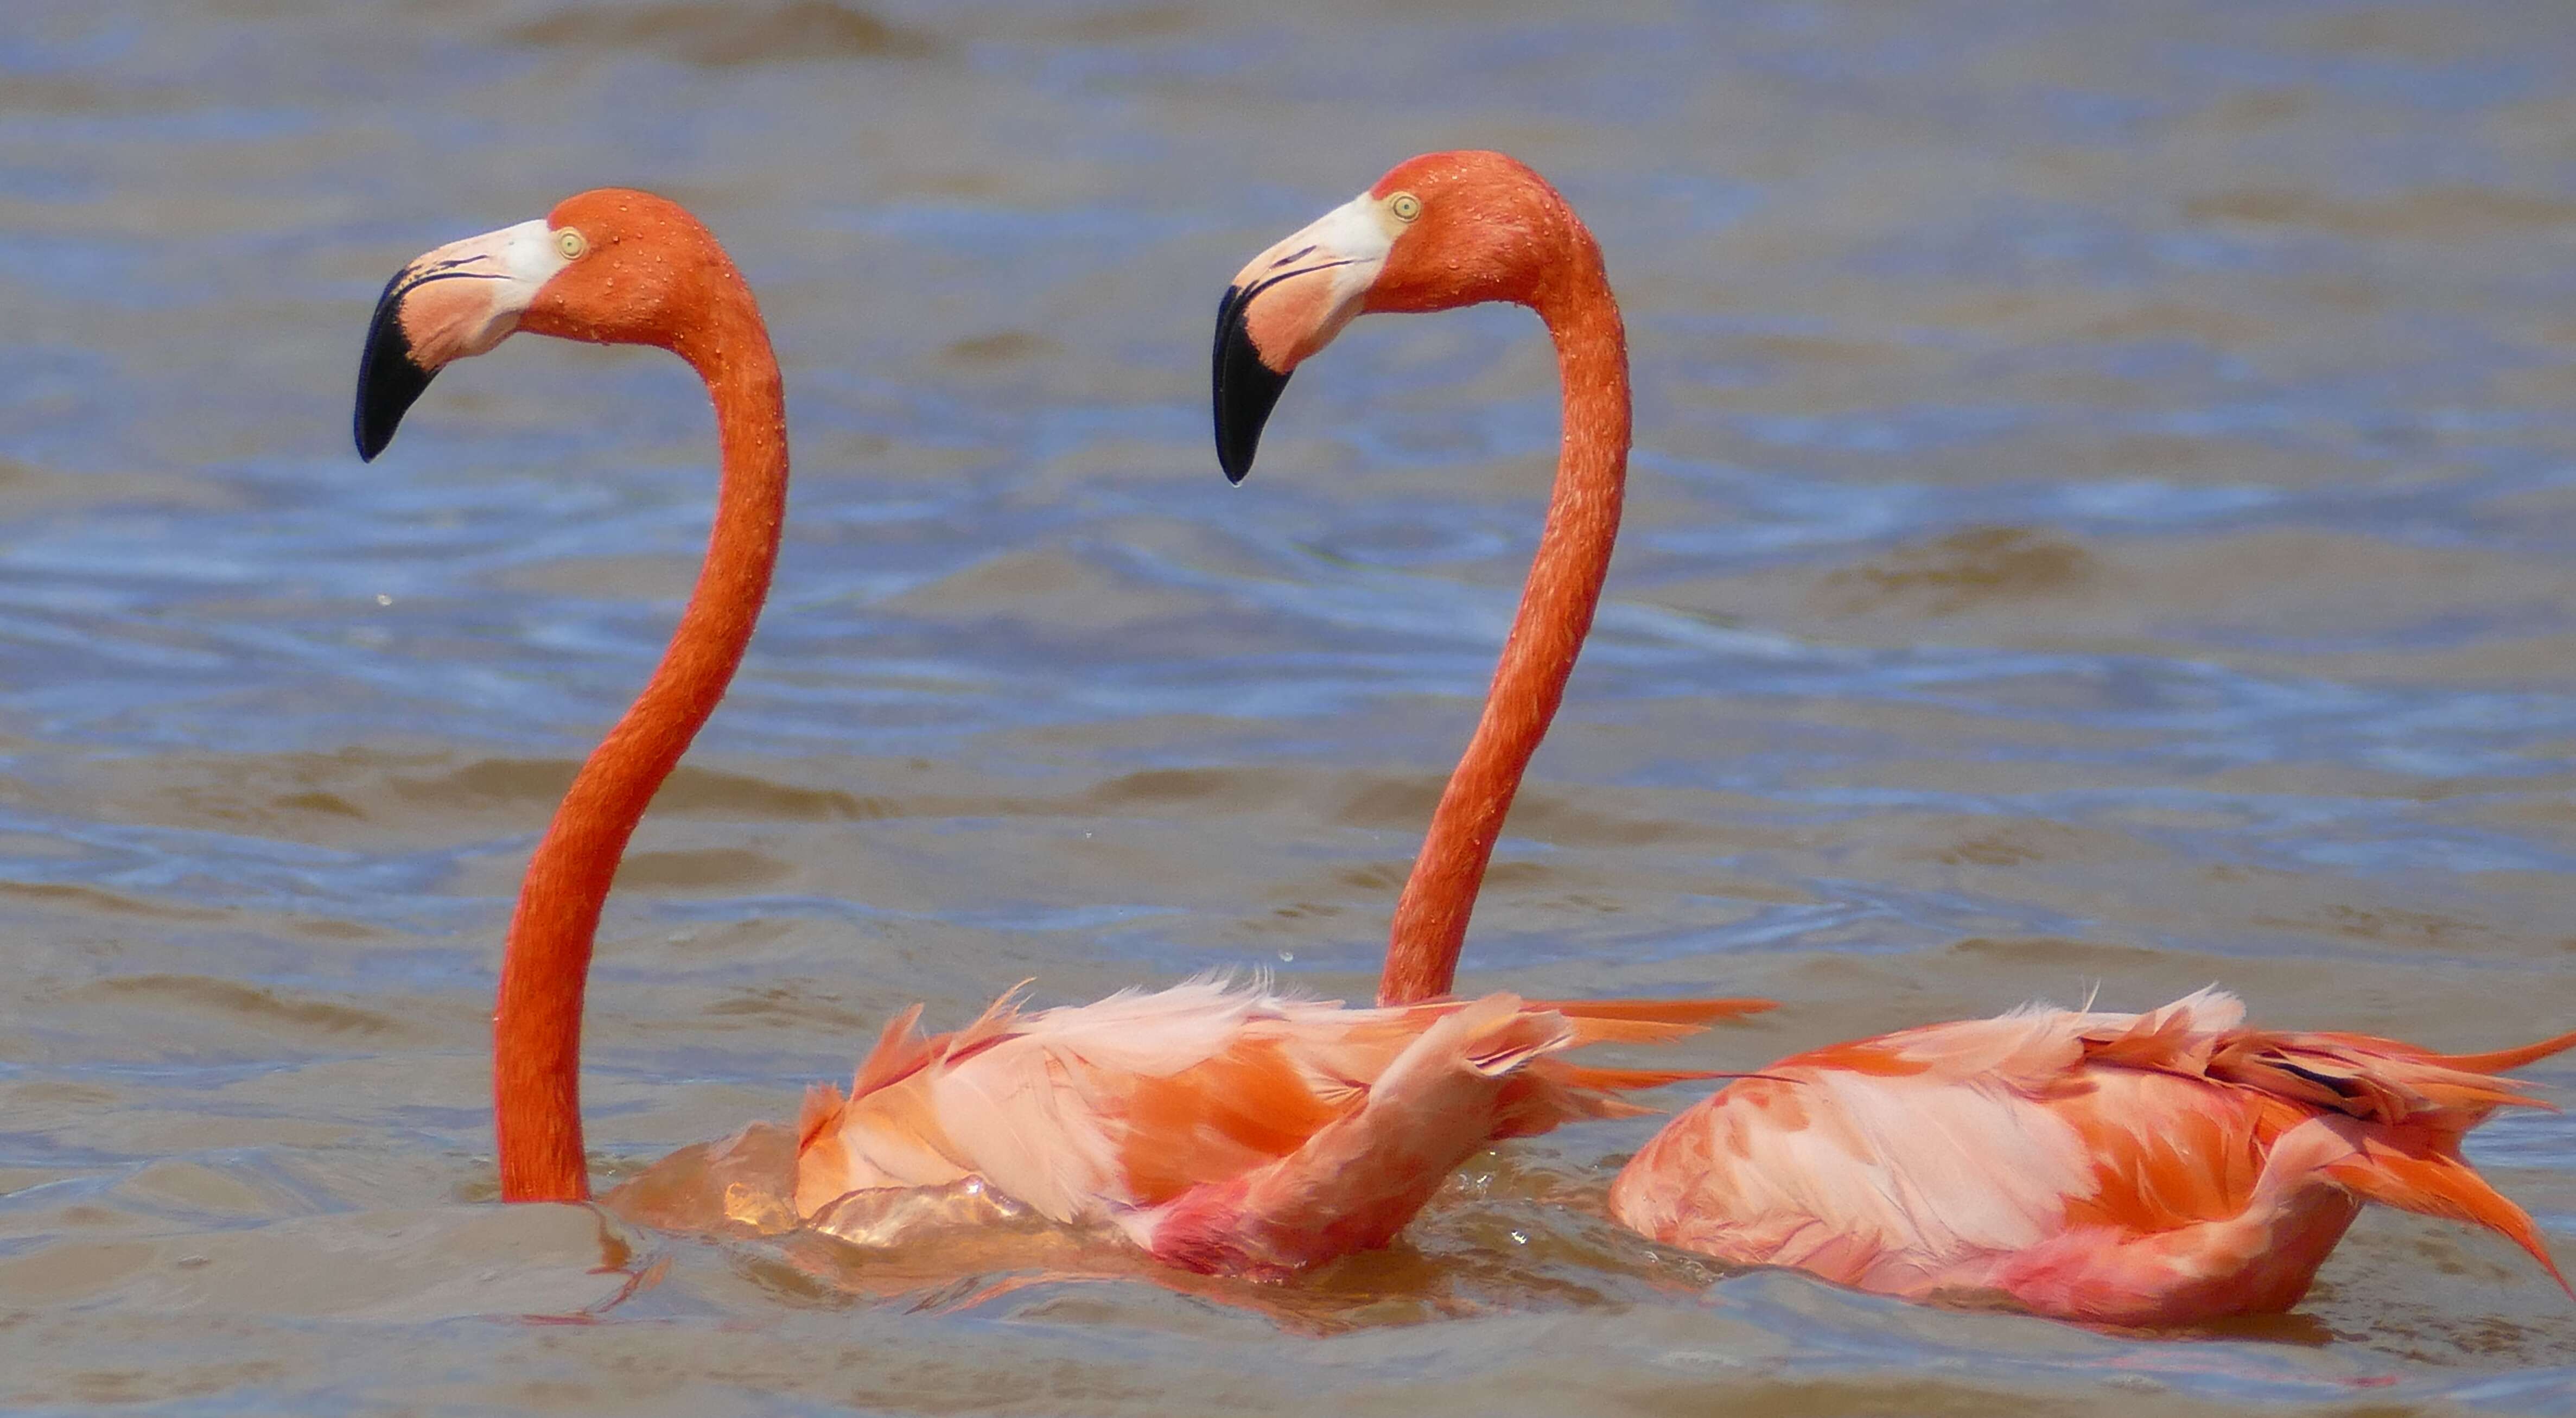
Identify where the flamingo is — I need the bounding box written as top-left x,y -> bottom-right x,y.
1210,149 -> 2576,1324
352,188 -> 1766,1281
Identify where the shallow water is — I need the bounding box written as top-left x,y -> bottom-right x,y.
3,0 -> 2575,1411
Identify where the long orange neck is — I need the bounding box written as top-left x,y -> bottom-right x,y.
493,294 -> 788,1203
1377,243 -> 1629,1007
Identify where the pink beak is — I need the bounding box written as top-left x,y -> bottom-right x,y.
355,219 -> 568,460
1212,194 -> 1396,482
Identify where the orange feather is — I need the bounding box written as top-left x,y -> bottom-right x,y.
792,978 -> 1757,1274
1613,990 -> 2575,1325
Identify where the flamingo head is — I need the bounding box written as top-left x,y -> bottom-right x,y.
1212,150 -> 1581,482
354,189 -> 737,460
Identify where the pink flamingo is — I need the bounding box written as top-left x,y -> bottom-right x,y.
353,188 -> 1765,1279
1212,148 -> 2575,1324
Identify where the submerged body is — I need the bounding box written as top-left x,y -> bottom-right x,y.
790,980 -> 1755,1276
1610,990 -> 2575,1325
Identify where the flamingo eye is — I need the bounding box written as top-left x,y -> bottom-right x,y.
1389,193 -> 1422,222
556,228 -> 590,260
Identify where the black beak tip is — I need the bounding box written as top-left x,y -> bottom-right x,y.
1212,283 -> 1292,486
353,270 -> 434,463
1217,406 -> 1258,485
354,415 -> 393,464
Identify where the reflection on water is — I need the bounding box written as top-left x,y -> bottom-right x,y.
3,0 -> 2576,1411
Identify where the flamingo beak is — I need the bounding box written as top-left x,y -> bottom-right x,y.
355,218 -> 570,461
1212,194 -> 1397,483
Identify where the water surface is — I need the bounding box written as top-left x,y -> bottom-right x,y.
3,0 -> 2575,1412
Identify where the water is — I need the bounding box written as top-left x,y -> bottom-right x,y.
3,0 -> 2575,1411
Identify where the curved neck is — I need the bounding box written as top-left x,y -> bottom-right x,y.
493,295 -> 788,1203
1378,246 -> 1629,1006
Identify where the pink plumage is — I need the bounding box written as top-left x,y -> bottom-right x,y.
1610,989 -> 2575,1325
791,978 -> 1769,1278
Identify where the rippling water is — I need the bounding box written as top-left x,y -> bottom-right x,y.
4,0 -> 2575,1411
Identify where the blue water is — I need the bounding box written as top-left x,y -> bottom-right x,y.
1,0 -> 2572,1411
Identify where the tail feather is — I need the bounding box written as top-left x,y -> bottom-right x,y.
1542,1061 -> 1729,1093
1490,1061 -> 1729,1138
2078,1006 -> 2574,1300
2325,1137 -> 2574,1301
1530,996 -> 1776,1042
1448,997 -> 1764,1137
1490,1061 -> 1734,1129
2421,1027 -> 2576,1078
2190,1028 -> 2566,1129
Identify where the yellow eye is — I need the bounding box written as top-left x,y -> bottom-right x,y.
1389,193 -> 1421,222
556,228 -> 590,259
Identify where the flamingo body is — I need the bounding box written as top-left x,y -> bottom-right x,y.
793,980 -> 1761,1277
1610,990 -> 2575,1325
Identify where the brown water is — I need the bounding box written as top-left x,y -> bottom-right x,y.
3,0 -> 2575,1411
